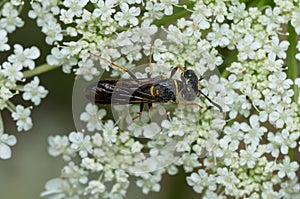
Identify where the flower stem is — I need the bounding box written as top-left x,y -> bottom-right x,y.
0,0 -> 8,8
23,64 -> 59,78
6,100 -> 16,113
248,0 -> 272,9
288,148 -> 294,161
256,0 -> 267,9
221,50 -> 238,78
0,113 -> 3,133
153,2 -> 195,26
286,23 -> 299,103
286,23 -> 298,161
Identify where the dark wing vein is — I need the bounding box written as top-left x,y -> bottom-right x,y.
85,77 -> 167,104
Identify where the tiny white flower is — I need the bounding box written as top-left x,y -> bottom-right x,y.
159,0 -> 178,15
0,3 -> 24,33
42,21 -> 63,44
207,23 -> 232,47
176,153 -> 201,172
22,77 -> 48,105
240,115 -> 267,146
239,145 -> 261,168
215,137 -> 238,166
11,105 -> 33,131
59,9 -> 74,24
268,72 -> 293,94
93,0 -> 116,21
0,30 -> 10,51
2,61 -> 23,82
143,1 -> 164,24
102,120 -> 118,143
279,178 -> 300,199
213,2 -> 227,23
227,3 -> 247,22
63,0 -> 89,18
114,3 -> 140,27
161,117 -> 184,137
269,105 -> 293,128
81,157 -> 103,172
191,3 -> 211,30
142,122 -> 161,138
130,141 -> 143,153
259,7 -> 284,33
48,135 -> 73,160
216,167 -> 240,195
46,47 -> 78,73
40,178 -> 77,199
136,173 -> 161,194
223,122 -> 244,143
291,8 -> 300,34
91,133 -> 103,147
237,34 -> 261,61
274,129 -> 299,155
80,103 -> 106,132
265,36 -> 289,61
266,132 -> 280,158
276,156 -> 299,179
261,181 -> 281,198
85,180 -> 106,195
63,161 -> 88,184
186,169 -> 217,193
76,59 -> 100,81
0,87 -> 13,109
175,140 -> 191,152
68,131 -> 92,157
131,25 -> 158,44
8,44 -> 40,70
0,132 -> 17,159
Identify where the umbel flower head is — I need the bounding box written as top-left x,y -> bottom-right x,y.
34,0 -> 300,198
0,1 -> 48,159
1,0 -> 300,199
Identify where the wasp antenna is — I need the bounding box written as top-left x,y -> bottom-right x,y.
89,51 -> 137,79
199,90 -> 223,112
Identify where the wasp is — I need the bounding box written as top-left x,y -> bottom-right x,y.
85,51 -> 223,120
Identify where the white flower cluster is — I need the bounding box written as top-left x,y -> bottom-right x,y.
11,0 -> 299,198
0,1 -> 48,159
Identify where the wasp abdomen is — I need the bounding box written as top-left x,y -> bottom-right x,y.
149,79 -> 182,102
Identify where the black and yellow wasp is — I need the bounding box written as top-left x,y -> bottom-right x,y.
85,52 -> 223,119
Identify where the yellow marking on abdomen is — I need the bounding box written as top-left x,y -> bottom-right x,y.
173,79 -> 179,96
150,85 -> 154,96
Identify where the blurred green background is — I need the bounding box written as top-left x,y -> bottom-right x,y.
0,2 -> 197,199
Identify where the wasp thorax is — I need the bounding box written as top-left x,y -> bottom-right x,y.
181,85 -> 197,101
181,70 -> 199,96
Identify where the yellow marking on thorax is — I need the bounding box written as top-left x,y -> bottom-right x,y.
155,89 -> 159,95
150,85 -> 154,96
173,79 -> 179,96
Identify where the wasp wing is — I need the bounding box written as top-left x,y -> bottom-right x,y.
85,77 -> 167,104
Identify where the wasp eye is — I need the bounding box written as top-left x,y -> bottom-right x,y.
182,86 -> 197,101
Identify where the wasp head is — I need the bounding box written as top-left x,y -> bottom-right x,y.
180,70 -> 199,101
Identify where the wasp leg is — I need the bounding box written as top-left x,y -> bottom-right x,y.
90,52 -> 137,79
170,65 -> 184,78
175,100 -> 203,109
147,44 -> 153,78
132,103 -> 144,120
